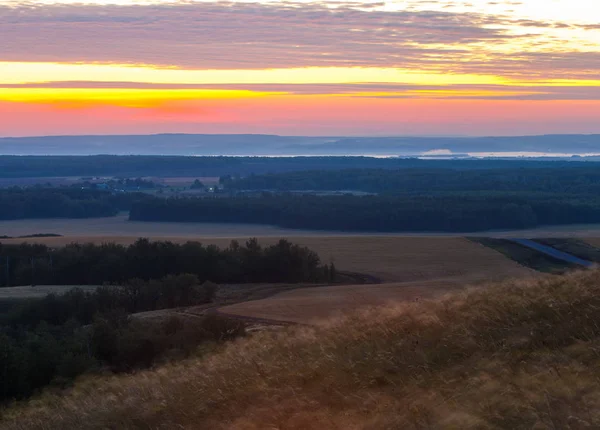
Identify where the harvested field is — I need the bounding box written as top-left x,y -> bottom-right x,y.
219,270 -> 540,325
214,238 -> 537,324
0,234 -> 533,282
0,218 -> 539,323
6,216 -> 600,241
0,177 -> 86,187
0,215 -> 326,239
299,236 -> 535,282
218,278 -> 463,324
0,285 -> 101,300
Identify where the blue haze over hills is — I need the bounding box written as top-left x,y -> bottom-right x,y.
1,134 -> 600,157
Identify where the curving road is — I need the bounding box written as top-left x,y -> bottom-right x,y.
510,239 -> 595,268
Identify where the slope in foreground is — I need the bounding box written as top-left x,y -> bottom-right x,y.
2,270 -> 600,429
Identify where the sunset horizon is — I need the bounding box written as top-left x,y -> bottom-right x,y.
1,0 -> 599,137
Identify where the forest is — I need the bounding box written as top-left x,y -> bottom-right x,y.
0,238 -> 331,287
222,167 -> 600,195
0,188 -> 142,220
129,193 -> 600,232
7,166 -> 600,231
0,155 -> 592,179
0,274 -> 244,403
0,238 -> 331,403
185,167 -> 600,232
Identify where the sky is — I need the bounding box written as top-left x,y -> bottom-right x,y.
0,0 -> 599,137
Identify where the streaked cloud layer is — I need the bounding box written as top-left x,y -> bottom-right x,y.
1,0 -> 599,136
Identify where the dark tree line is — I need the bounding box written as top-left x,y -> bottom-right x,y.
0,272 -> 245,403
2,275 -> 217,328
1,236 -> 331,404
0,239 -> 331,404
222,167 -> 600,195
0,188 -> 143,220
0,155 -> 592,179
129,193 -> 600,233
132,166 -> 600,233
0,309 -> 244,403
0,238 -> 330,287
74,178 -> 157,190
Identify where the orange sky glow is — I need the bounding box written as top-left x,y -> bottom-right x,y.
1,0 -> 599,136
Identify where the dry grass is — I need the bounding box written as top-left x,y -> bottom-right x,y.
3,269 -> 600,430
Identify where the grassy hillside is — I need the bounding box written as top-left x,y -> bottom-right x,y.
3,270 -> 600,429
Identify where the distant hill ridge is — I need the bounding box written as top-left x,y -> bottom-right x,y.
1,133 -> 600,156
